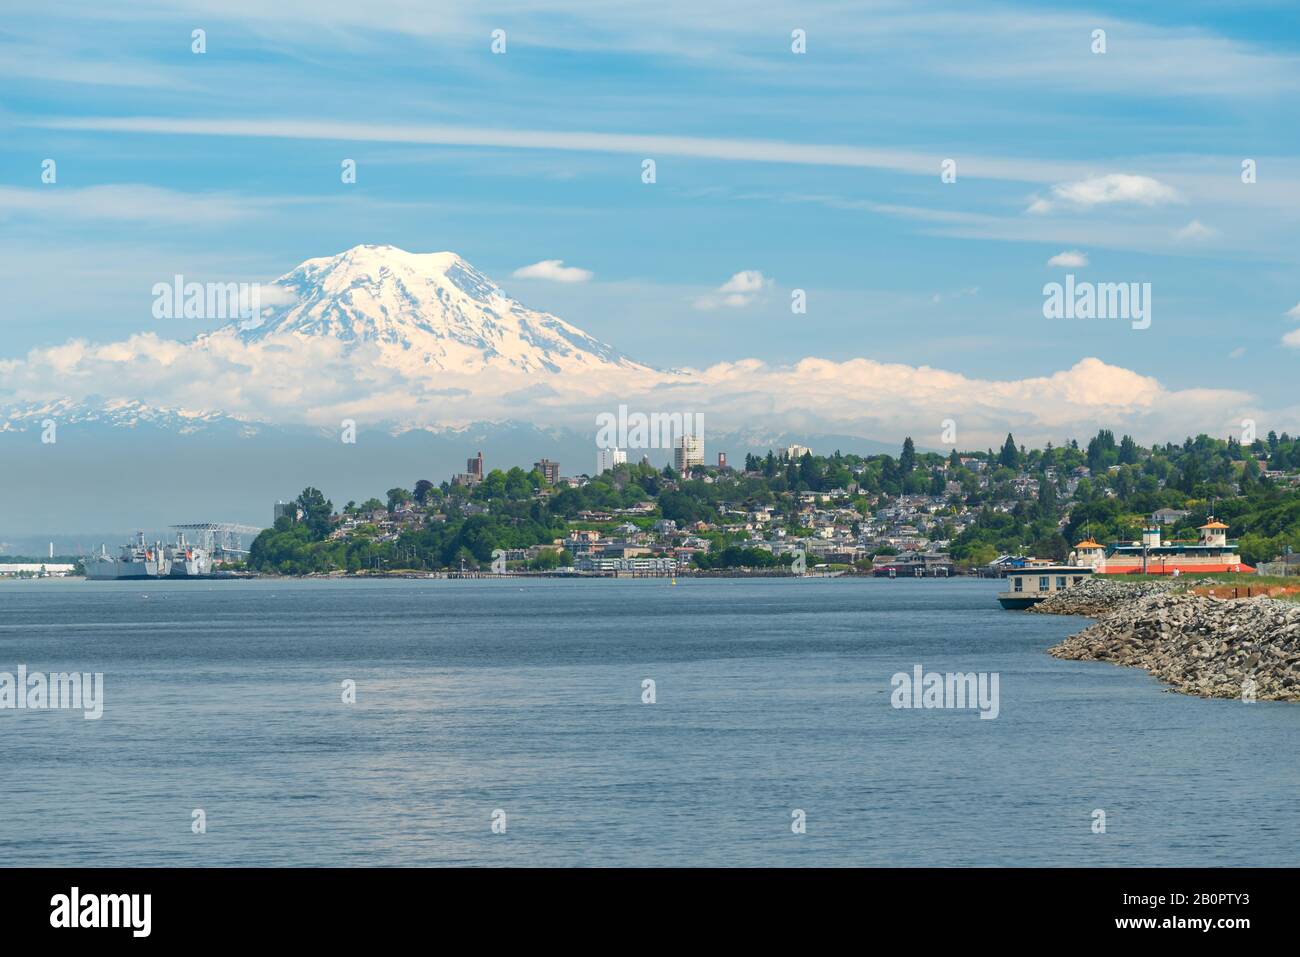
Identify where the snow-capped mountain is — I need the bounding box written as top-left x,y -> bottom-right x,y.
234,244 -> 652,375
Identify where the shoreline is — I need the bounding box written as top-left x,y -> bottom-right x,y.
1031,578 -> 1300,702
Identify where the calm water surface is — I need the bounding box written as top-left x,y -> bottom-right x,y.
0,577 -> 1294,866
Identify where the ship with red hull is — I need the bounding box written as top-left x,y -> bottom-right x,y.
1070,518 -> 1254,576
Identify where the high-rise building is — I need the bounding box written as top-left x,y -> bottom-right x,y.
596,447 -> 627,475
535,459 -> 561,485
674,434 -> 703,474
467,451 -> 484,479
717,452 -> 727,469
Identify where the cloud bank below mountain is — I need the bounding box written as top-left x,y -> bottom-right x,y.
0,329 -> 1262,449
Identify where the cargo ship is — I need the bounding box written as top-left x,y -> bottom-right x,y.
85,532 -> 212,580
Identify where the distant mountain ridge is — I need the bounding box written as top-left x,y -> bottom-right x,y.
0,397 -> 257,436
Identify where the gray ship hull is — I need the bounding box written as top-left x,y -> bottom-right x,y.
168,557 -> 212,578
85,558 -> 170,580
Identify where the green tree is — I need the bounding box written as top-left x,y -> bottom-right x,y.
999,433 -> 1019,470
900,437 -> 916,475
296,487 -> 333,540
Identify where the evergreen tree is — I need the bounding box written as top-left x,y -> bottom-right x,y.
900,437 -> 916,474
999,433 -> 1019,470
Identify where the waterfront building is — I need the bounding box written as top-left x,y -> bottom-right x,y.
575,555 -> 676,575
1088,518 -> 1253,575
1069,538 -> 1106,567
0,563 -> 76,578
872,552 -> 956,577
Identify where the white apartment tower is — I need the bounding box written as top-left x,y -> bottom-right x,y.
596,447 -> 627,475
674,434 -> 704,473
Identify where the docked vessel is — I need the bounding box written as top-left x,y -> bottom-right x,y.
997,564 -> 1094,609
1078,518 -> 1253,575
166,533 -> 212,578
84,532 -> 211,580
85,532 -> 170,580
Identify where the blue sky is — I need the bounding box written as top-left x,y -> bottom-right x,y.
2,0 -> 1299,432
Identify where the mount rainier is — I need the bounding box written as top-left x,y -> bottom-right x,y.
232,244 -> 652,377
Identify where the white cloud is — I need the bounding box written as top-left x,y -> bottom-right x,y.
694,270 -> 773,310
0,327 -> 1265,448
1175,219 -> 1217,241
1028,174 -> 1181,214
1047,250 -> 1089,268
1286,303 -> 1300,348
511,260 -> 593,283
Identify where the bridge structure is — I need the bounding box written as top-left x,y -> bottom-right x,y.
170,522 -> 264,559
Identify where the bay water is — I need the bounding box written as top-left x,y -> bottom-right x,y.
1,576 -> 1294,866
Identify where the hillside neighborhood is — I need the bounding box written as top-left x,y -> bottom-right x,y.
249,429 -> 1300,577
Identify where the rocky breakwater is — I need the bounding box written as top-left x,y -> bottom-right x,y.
1034,580 -> 1300,701
1027,576 -> 1181,617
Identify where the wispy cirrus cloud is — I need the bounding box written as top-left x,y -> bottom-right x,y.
19,2 -> 1300,98
30,116 -> 1110,185
0,185 -> 260,225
